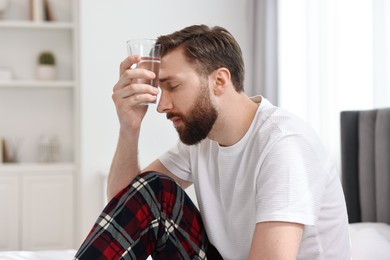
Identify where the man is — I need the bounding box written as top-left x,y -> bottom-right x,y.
75,25 -> 351,259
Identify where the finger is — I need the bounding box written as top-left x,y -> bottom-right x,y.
115,83 -> 159,99
113,68 -> 156,92
113,89 -> 158,108
129,93 -> 158,105
119,55 -> 141,75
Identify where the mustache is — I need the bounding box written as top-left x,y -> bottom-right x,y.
167,112 -> 184,120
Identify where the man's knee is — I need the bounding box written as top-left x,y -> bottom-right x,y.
138,171 -> 177,184
137,171 -> 181,195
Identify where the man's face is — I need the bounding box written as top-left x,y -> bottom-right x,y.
167,79 -> 218,145
158,48 -> 218,145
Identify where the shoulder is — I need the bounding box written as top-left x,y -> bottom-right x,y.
253,97 -> 320,144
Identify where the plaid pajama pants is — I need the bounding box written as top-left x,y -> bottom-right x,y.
74,171 -> 223,260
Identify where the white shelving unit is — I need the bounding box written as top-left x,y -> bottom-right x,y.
0,0 -> 78,251
0,80 -> 75,88
0,21 -> 74,29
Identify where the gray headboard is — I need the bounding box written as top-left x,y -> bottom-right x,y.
340,108 -> 390,224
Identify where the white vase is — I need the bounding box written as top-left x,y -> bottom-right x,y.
36,65 -> 56,80
0,0 -> 9,19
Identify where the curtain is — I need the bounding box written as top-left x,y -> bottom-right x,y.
248,0 -> 278,103
277,0 -> 390,168
373,0 -> 390,107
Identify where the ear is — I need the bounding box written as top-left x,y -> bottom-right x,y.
211,67 -> 231,96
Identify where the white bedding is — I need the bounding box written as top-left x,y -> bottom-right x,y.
0,249 -> 152,260
0,249 -> 76,260
349,222 -> 390,260
0,224 -> 389,260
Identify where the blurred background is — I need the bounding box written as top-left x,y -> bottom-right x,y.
0,0 -> 389,252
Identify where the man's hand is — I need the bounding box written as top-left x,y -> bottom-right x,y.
112,55 -> 159,134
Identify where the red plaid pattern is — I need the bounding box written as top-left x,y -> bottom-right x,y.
74,171 -> 222,260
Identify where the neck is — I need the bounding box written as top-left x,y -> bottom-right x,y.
209,93 -> 260,147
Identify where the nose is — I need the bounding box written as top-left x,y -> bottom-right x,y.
157,89 -> 173,113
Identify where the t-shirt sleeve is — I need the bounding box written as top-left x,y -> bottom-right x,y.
255,133 -> 329,226
158,140 -> 193,182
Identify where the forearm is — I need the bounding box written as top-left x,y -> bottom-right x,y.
107,128 -> 141,201
108,55 -> 158,200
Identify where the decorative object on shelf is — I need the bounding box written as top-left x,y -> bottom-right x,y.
43,0 -> 55,21
36,51 -> 56,80
1,137 -> 20,163
29,0 -> 43,21
0,137 -> 3,163
0,0 -> 10,19
0,67 -> 13,80
37,135 -> 60,162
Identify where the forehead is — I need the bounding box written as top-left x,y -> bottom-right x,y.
159,48 -> 198,81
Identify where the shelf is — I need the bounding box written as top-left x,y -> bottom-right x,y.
0,162 -> 76,173
0,80 -> 75,88
0,21 -> 74,30
0,0 -> 77,251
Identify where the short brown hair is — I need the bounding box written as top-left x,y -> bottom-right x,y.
157,25 -> 245,92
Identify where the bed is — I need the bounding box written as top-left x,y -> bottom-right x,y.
0,249 -> 76,260
349,222 -> 390,259
341,108 -> 390,260
0,250 -> 156,260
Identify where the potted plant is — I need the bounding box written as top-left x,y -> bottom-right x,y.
36,51 -> 56,80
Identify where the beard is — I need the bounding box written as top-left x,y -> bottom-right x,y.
167,83 -> 218,145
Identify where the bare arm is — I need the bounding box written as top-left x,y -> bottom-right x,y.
107,56 -> 191,200
108,147 -> 191,200
107,128 -> 141,200
248,221 -> 303,260
107,55 -> 159,200
143,159 -> 192,189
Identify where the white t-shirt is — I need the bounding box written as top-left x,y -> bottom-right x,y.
159,96 -> 351,260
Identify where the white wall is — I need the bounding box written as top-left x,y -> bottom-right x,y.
78,0 -> 253,245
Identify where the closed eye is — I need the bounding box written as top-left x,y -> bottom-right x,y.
164,83 -> 180,91
159,79 -> 180,92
